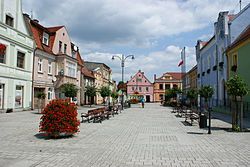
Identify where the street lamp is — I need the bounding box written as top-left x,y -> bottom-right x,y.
112,54 -> 135,110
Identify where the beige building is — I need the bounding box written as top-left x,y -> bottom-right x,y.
85,62 -> 112,105
153,72 -> 183,102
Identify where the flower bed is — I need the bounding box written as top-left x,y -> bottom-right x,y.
39,99 -> 80,138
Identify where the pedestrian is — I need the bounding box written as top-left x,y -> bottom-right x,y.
141,97 -> 145,108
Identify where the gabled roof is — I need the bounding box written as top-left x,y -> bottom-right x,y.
127,70 -> 152,85
47,26 -> 64,32
156,72 -> 183,81
81,67 -> 95,79
227,25 -> 250,52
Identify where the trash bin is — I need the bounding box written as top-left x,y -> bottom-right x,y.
199,114 -> 207,128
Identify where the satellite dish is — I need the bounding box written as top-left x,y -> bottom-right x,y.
73,45 -> 78,51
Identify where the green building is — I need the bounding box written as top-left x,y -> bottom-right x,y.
226,26 -> 250,102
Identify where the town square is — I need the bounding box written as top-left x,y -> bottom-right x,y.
1,0 -> 250,166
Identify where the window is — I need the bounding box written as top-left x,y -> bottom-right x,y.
15,86 -> 23,108
0,44 -> 6,64
38,58 -> 42,73
0,84 -> 4,109
139,87 -> 142,92
59,41 -> 62,53
146,87 -> 149,92
173,84 -> 178,88
159,84 -> 163,90
132,87 -> 134,91
48,62 -> 52,74
165,84 -> 170,90
160,94 -> 163,100
64,44 -> 67,54
67,61 -> 76,77
42,32 -> 49,45
208,56 -> 211,69
17,51 -> 25,69
137,78 -> 142,82
5,15 -> 14,27
48,88 -> 53,100
233,54 -> 237,66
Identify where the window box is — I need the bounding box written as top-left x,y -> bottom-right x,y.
231,65 -> 237,72
207,69 -> 211,74
213,65 -> 217,71
219,62 -> 224,68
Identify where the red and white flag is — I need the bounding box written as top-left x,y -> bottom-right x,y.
178,60 -> 183,67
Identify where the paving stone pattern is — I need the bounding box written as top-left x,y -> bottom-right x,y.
0,103 -> 250,167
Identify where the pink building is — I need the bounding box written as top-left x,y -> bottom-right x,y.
127,70 -> 153,102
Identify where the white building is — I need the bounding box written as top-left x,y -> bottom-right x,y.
0,0 -> 34,111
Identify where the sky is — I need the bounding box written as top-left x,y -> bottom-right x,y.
22,0 -> 250,82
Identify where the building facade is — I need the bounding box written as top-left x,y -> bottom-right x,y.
183,65 -> 197,93
226,26 -> 250,102
127,70 -> 153,102
153,72 -> 182,103
0,0 -> 34,111
85,62 -> 112,105
196,5 -> 250,107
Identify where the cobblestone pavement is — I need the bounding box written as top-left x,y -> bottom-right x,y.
0,103 -> 250,167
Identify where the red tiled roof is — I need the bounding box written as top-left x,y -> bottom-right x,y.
155,72 -> 184,81
76,51 -> 84,66
227,25 -> 250,52
81,67 -> 95,79
28,20 -> 64,54
47,26 -> 64,32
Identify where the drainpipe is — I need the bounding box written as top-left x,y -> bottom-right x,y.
31,48 -> 37,110
216,45 -> 219,106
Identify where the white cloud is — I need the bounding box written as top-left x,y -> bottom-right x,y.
22,0 -> 250,49
84,45 -> 196,82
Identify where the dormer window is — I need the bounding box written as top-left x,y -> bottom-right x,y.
5,15 -> 14,27
42,32 -> 49,45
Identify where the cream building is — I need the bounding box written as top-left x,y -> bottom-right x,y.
0,0 -> 34,111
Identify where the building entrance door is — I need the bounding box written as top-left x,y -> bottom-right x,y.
146,95 -> 150,102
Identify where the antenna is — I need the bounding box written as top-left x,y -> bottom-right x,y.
30,10 -> 33,19
240,0 -> 242,11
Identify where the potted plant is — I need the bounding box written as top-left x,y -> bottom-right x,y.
39,99 -> 80,138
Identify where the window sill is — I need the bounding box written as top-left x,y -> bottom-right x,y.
38,71 -> 43,74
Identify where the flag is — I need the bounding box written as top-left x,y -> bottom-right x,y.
178,60 -> 184,67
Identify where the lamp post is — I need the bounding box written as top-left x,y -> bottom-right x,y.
112,54 -> 135,110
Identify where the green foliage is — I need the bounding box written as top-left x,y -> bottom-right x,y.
187,89 -> 198,101
61,83 -> 78,98
99,86 -> 111,98
199,86 -> 214,102
226,75 -> 249,98
35,92 -> 46,99
111,91 -> 118,99
85,85 -> 97,98
165,88 -> 181,101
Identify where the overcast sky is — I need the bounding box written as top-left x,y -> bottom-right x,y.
22,0 -> 250,82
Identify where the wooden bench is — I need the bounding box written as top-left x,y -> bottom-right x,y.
81,107 -> 113,123
185,109 -> 200,125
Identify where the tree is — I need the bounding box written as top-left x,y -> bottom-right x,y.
199,85 -> 214,134
35,92 -> 46,113
165,88 -> 182,101
61,83 -> 78,98
85,86 -> 97,107
111,91 -> 119,105
187,89 -> 198,108
226,75 -> 249,131
199,86 -> 214,108
99,86 -> 111,105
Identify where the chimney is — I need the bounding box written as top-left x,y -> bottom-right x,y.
33,19 -> 39,23
154,74 -> 156,81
